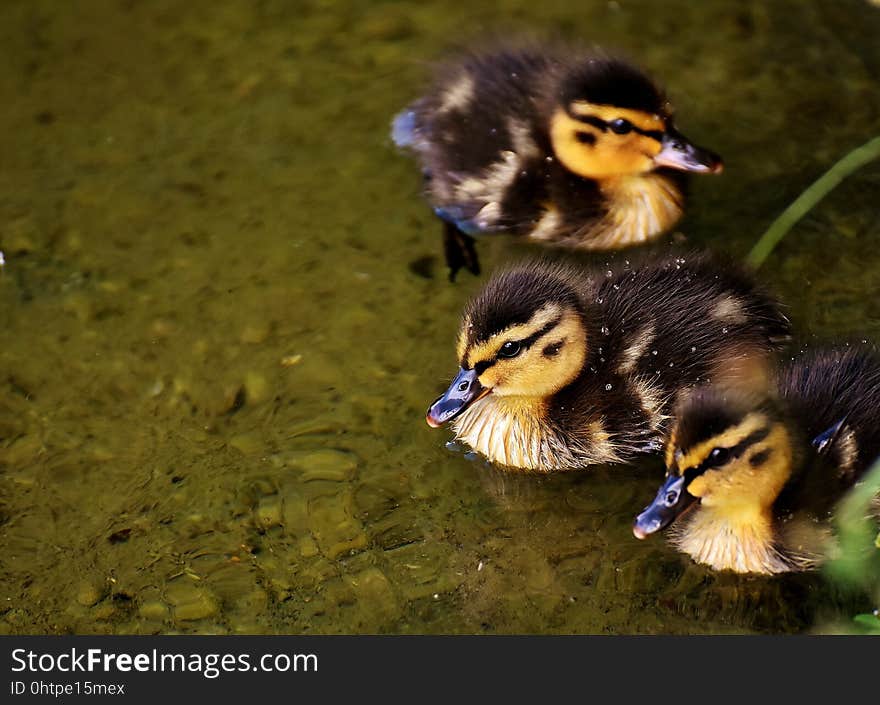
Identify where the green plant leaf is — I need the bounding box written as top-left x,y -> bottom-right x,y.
852,613 -> 880,632
747,135 -> 880,269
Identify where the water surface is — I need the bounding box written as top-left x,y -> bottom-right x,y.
1,0 -> 879,634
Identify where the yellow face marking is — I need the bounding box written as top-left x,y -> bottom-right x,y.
457,315 -> 472,362
688,423 -> 792,516
568,101 -> 666,133
462,303 -> 563,369
456,304 -> 587,399
669,413 -> 794,525
476,310 -> 586,397
549,108 -> 663,179
669,412 -> 769,475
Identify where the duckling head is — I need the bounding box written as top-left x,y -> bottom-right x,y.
426,265 -> 588,427
548,57 -> 723,180
633,388 -> 794,539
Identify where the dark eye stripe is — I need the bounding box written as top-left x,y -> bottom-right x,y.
681,426 -> 771,481
749,448 -> 772,467
571,113 -> 664,143
639,129 -> 663,143
572,115 -> 608,132
474,359 -> 495,375
468,316 -> 564,375
569,112 -> 663,142
515,316 -> 562,354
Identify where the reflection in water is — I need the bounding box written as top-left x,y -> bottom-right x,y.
0,0 -> 878,634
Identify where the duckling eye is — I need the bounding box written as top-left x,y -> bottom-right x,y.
498,341 -> 522,358
609,118 -> 633,135
709,447 -> 730,466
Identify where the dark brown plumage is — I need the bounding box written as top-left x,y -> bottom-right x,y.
634,344 -> 880,574
426,253 -> 790,471
393,45 -> 722,279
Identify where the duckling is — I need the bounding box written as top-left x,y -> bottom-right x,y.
633,345 -> 880,574
425,254 -> 790,472
393,45 -> 723,280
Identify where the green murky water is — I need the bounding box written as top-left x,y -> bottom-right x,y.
1,0 -> 879,634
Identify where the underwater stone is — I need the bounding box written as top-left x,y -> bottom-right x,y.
290,449 -> 359,482
75,580 -> 106,607
244,370 -> 271,404
281,491 -> 309,533
172,597 -> 219,622
255,495 -> 283,529
308,494 -> 368,559
299,535 -> 320,558
345,567 -> 399,624
138,600 -> 170,621
91,603 -> 117,621
228,432 -> 264,456
166,582 -> 219,622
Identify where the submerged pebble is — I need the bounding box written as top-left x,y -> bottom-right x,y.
165,582 -> 219,622
345,567 -> 400,625
244,371 -> 271,404
75,580 -> 106,607
283,449 -> 359,482
255,495 -> 283,529
228,432 -> 264,456
282,491 -> 309,533
308,494 -> 367,559
138,600 -> 170,621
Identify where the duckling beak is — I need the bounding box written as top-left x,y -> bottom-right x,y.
426,367 -> 490,428
633,474 -> 696,539
653,128 -> 723,174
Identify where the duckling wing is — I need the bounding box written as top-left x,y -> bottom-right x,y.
394,50 -> 562,234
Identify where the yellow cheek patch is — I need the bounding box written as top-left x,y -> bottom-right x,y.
462,303 -> 562,369
483,311 -> 587,398
687,473 -> 711,498
568,101 -> 666,133
631,133 -> 663,158
549,109 -> 659,179
456,316 -> 472,362
684,424 -> 794,517
672,412 -> 770,476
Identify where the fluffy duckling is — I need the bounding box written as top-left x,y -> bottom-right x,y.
426,254 -> 790,472
393,45 -> 722,279
633,345 -> 880,574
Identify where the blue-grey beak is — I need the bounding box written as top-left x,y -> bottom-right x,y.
633,474 -> 696,539
426,367 -> 489,428
653,128 -> 723,174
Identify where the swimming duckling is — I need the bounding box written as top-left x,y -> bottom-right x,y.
425,254 -> 790,472
393,45 -> 723,279
633,346 -> 880,574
